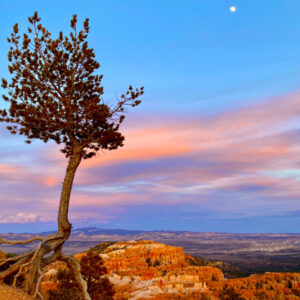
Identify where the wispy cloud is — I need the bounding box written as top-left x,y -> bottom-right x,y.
1,92 -> 300,228
0,212 -> 39,224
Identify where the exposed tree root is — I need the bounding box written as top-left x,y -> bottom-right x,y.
0,257 -> 29,281
0,250 -> 35,267
0,230 -> 89,300
34,268 -> 45,300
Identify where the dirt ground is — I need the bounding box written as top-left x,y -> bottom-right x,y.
0,284 -> 33,300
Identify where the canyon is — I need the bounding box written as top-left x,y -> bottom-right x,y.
1,229 -> 300,299
1,228 -> 299,275
39,240 -> 300,299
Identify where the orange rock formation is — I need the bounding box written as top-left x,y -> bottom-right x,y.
92,240 -> 300,300
44,240 -> 300,300
86,240 -> 223,299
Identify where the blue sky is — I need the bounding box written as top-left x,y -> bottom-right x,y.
0,0 -> 300,233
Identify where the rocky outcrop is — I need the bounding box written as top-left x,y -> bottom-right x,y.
81,240 -> 223,299
206,272 -> 300,299
40,261 -> 67,295
86,240 -> 300,300
42,240 -> 300,300
101,240 -> 186,274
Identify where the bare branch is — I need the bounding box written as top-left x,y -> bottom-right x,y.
0,250 -> 35,267
0,236 -> 45,246
0,257 -> 29,281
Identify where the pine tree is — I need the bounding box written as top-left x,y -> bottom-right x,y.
0,12 -> 143,299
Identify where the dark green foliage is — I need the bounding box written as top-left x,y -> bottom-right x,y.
292,288 -> 300,297
145,258 -> 161,267
254,291 -> 268,300
146,257 -> 151,267
89,242 -> 116,253
80,250 -> 115,300
86,276 -> 115,300
2,270 -> 24,288
198,294 -> 210,300
153,259 -> 160,267
219,285 -> 245,300
48,269 -> 81,300
5,253 -> 17,258
186,255 -> 248,278
1,11 -> 143,159
255,281 -> 263,289
48,251 -> 115,300
0,261 -> 24,287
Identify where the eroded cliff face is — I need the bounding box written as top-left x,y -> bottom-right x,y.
91,241 -> 300,300
42,240 -> 300,300
208,272 -> 300,300
75,240 -> 224,299
102,240 -> 187,272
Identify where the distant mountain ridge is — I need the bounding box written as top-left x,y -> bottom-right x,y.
1,227 -> 300,275
41,226 -> 145,236
41,227 -> 300,239
41,226 -> 189,236
41,226 -> 300,236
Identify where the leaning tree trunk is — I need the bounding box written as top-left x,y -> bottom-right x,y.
0,147 -> 91,300
57,148 -> 82,236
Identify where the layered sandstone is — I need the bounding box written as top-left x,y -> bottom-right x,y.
80,240 -> 224,299
41,240 -> 300,300
102,240 -> 187,273
40,261 -> 67,295
206,272 -> 300,299
91,240 -> 300,300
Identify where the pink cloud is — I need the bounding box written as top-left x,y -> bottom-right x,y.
40,175 -> 59,187
2,91 -> 300,220
71,92 -> 300,171
0,162 -> 60,188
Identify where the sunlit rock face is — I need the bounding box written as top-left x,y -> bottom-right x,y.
0,250 -> 5,259
102,240 -> 187,273
84,240 -> 224,299
208,273 -> 300,299
44,240 -> 300,300
92,241 -> 300,300
40,261 -> 67,295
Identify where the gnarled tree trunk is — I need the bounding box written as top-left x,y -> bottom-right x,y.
57,148 -> 82,236
0,147 -> 91,300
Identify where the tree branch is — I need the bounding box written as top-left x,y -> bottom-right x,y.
0,257 -> 29,281
0,250 -> 35,267
0,236 -> 45,246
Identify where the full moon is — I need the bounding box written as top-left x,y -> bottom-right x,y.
230,6 -> 236,12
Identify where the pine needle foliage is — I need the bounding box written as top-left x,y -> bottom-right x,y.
1,11 -> 144,159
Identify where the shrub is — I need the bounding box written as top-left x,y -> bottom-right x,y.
219,285 -> 245,300
48,251 -> 115,300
